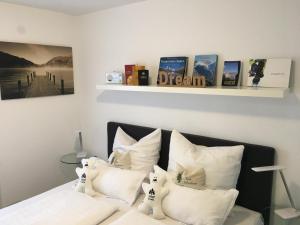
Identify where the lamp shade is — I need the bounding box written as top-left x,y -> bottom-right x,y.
251,166 -> 285,172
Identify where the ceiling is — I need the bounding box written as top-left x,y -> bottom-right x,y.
0,0 -> 148,15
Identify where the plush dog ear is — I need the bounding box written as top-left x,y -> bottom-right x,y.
75,167 -> 83,177
142,183 -> 150,193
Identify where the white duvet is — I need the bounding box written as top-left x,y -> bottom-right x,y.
0,181 -> 263,225
0,190 -> 117,225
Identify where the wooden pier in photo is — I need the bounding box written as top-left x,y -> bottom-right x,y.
17,71 -> 65,98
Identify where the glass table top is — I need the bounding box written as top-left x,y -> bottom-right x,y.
60,153 -> 90,165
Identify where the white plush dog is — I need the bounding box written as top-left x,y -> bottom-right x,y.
138,172 -> 169,219
74,158 -> 98,196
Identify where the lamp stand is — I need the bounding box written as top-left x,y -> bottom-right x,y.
274,170 -> 300,219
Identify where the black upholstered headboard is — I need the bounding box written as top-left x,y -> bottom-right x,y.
107,121 -> 275,225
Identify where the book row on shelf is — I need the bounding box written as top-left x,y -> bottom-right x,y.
105,55 -> 292,89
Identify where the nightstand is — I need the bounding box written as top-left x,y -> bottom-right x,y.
60,153 -> 90,165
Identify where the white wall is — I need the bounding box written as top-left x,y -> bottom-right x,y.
77,0 -> 300,224
0,3 -> 80,207
0,0 -> 299,224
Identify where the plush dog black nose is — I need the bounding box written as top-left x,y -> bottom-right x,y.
149,189 -> 155,195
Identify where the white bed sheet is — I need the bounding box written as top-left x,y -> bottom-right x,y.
1,181 -> 264,225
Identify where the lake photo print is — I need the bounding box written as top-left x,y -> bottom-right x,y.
0,41 -> 74,100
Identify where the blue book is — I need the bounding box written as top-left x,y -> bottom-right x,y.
157,57 -> 188,85
193,55 -> 218,86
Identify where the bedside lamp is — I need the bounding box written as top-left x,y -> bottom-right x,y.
75,130 -> 87,158
252,166 -> 300,220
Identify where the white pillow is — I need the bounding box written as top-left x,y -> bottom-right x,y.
113,127 -> 137,149
154,166 -> 239,225
93,163 -> 146,205
168,130 -> 244,189
163,184 -> 238,225
111,127 -> 161,173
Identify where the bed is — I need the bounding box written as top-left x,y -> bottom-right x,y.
0,121 -> 275,225
107,122 -> 275,225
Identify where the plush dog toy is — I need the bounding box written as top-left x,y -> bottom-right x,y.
138,172 -> 169,219
74,158 -> 98,196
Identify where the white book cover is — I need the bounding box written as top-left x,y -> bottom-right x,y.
247,58 -> 292,88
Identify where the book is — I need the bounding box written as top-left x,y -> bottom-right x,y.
138,70 -> 149,85
133,65 -> 145,85
125,65 -> 145,85
247,58 -> 292,87
222,61 -> 241,86
157,57 -> 188,85
125,65 -> 135,85
193,55 -> 218,86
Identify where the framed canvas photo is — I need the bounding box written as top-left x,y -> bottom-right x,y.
0,41 -> 74,100
193,55 -> 218,86
222,61 -> 241,86
247,58 -> 291,88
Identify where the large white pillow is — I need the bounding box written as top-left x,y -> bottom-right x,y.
112,127 -> 161,173
168,130 -> 244,189
93,163 -> 146,205
154,166 -> 239,225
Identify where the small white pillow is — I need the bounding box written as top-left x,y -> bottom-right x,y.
163,184 -> 239,225
168,130 -> 244,190
93,163 -> 146,205
111,127 -> 162,173
154,166 -> 239,225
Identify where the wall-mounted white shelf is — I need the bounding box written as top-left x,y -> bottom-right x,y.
96,84 -> 289,98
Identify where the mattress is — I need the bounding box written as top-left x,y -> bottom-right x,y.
1,181 -> 264,225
